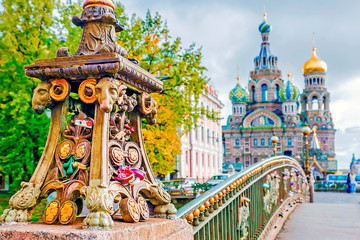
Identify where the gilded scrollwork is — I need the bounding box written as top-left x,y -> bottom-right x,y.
138,92 -> 157,124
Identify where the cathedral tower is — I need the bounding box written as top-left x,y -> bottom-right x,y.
248,13 -> 283,112
301,47 -> 336,164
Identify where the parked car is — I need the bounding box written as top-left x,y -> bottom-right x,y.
206,174 -> 231,186
161,178 -> 198,195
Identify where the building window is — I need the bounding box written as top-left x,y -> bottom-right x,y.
212,131 -> 215,145
245,148 -> 249,152
268,138 -> 272,146
288,138 -> 292,146
208,155 -> 210,167
312,96 -> 319,110
246,161 -> 250,166
240,107 -> 242,114
252,86 -> 256,102
196,153 -> 199,165
262,84 -> 268,101
186,151 -> 188,165
245,138 -> 249,142
254,139 -> 258,146
202,154 -> 204,167
236,139 -> 240,146
277,148 -> 281,152
236,158 -> 240,163
201,127 -> 204,142
261,138 -> 265,146
195,128 -> 198,140
254,158 -> 258,163
207,129 -> 210,144
277,142 -> 281,146
274,84 -> 280,100
213,156 -> 216,167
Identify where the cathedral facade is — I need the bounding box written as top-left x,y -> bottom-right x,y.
222,13 -> 337,178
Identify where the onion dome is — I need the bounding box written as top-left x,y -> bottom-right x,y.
280,75 -> 300,100
229,77 -> 248,103
303,48 -> 327,74
258,13 -> 271,33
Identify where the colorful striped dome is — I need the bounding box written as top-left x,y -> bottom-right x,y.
259,20 -> 271,34
229,81 -> 248,103
280,81 -> 299,100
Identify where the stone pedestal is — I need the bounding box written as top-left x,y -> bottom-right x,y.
0,217 -> 193,240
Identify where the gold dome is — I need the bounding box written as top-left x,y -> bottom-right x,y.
303,48 -> 327,74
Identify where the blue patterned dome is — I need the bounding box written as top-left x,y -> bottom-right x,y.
280,80 -> 300,100
229,80 -> 248,103
259,20 -> 271,33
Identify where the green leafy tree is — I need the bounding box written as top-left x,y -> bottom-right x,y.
0,0 -> 60,192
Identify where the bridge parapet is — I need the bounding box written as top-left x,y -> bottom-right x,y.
177,156 -> 309,239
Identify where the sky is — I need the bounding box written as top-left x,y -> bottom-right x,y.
120,0 -> 360,169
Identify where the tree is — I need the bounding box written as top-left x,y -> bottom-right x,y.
0,0 -> 59,191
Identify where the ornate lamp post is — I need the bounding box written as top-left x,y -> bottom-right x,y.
301,124 -> 313,203
0,0 -> 176,228
271,133 -> 279,156
301,125 -> 312,175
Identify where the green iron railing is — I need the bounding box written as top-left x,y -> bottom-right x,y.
177,156 -> 309,240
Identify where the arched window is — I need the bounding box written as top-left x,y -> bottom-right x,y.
288,138 -> 292,146
262,84 -> 268,101
310,78 -> 312,85
240,107 -> 242,114
261,139 -> 265,146
274,84 -> 280,100
312,96 -> 319,110
252,86 -> 256,102
285,105 -> 287,112
254,139 -> 258,146
291,105 -> 294,112
233,107 -> 236,114
263,57 -> 266,65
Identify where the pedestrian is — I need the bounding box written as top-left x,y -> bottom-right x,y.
348,172 -> 357,193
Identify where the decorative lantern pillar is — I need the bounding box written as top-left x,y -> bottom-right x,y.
0,0 -> 176,228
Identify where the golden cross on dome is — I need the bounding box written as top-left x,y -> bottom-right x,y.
312,32 -> 316,51
237,65 -> 240,84
263,4 -> 267,20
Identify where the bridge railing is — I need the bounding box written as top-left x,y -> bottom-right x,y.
177,156 -> 309,240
